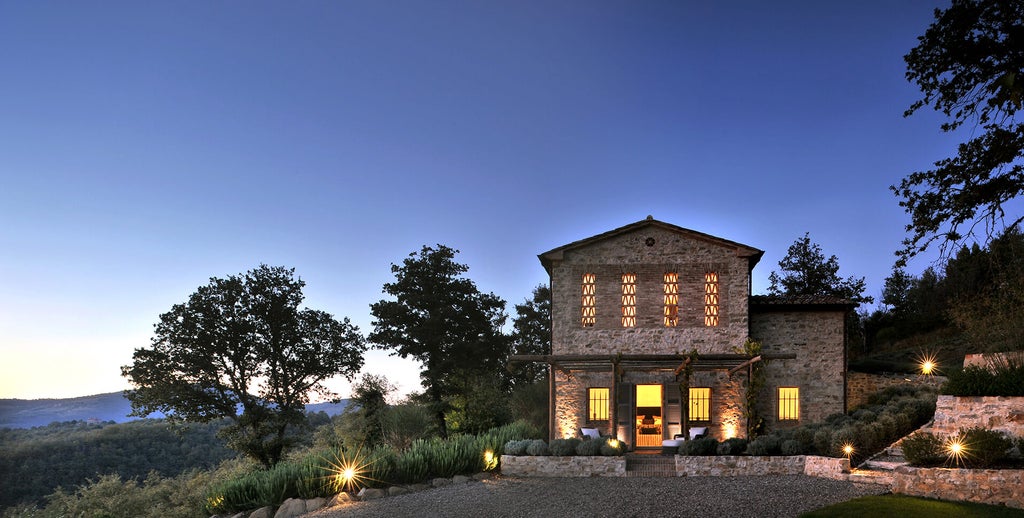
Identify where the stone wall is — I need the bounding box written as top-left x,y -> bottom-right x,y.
846,372 -> 946,410
750,309 -> 846,428
930,395 -> 1024,437
675,455 -> 805,476
499,455 -> 626,477
892,466 -> 1024,509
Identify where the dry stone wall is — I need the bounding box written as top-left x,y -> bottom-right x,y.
500,455 -> 626,477
930,395 -> 1024,437
846,372 -> 945,410
892,466 -> 1024,509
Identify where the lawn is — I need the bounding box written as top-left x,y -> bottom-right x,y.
802,495 -> 1024,517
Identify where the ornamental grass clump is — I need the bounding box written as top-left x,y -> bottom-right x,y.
957,427 -> 1014,468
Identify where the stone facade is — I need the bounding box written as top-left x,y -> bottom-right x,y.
548,224 -> 756,356
930,395 -> 1024,437
535,218 -> 852,447
750,308 -> 848,428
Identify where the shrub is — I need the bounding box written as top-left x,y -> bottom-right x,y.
575,438 -> 603,456
791,427 -> 816,454
942,359 -> 1024,397
548,438 -> 580,456
503,439 -> 529,456
599,438 -> 627,456
525,440 -> 549,456
679,437 -> 718,456
812,429 -> 832,456
780,439 -> 802,456
716,438 -> 748,456
902,432 -> 944,467
957,427 -> 1013,468
746,435 -> 780,456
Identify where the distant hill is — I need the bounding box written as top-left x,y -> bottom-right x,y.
0,392 -> 349,429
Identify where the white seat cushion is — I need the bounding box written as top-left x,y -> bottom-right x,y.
689,427 -> 708,439
662,439 -> 684,447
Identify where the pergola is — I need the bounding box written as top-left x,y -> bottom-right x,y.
509,352 -> 797,440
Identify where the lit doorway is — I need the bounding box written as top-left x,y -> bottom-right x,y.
635,384 -> 663,448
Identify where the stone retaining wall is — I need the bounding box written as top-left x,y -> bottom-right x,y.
846,372 -> 946,410
803,456 -> 851,480
892,466 -> 1024,509
930,395 -> 1024,437
500,455 -> 626,477
675,455 -> 805,476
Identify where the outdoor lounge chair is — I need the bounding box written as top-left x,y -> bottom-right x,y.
661,427 -> 709,454
580,427 -> 601,440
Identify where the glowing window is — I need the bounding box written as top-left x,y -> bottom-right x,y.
581,273 -> 596,327
778,387 -> 800,421
663,272 -> 679,327
704,272 -> 719,327
689,387 -> 711,422
588,388 -> 609,421
621,273 -> 637,327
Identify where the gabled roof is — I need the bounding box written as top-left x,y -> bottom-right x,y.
538,216 -> 764,274
749,294 -> 857,312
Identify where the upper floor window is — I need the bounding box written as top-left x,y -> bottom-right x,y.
704,272 -> 720,327
621,273 -> 637,327
778,387 -> 800,421
581,273 -> 596,327
663,272 -> 679,327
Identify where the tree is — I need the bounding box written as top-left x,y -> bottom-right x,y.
767,233 -> 873,304
894,0 -> 1024,264
368,245 -> 508,438
509,284 -> 551,386
121,265 -> 366,468
347,373 -> 395,448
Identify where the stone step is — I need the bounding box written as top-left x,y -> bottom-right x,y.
625,454 -> 676,477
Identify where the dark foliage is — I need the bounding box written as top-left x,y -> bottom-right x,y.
896,0 -> 1024,263
0,419 -> 236,509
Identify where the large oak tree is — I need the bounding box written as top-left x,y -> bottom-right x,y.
122,265 -> 365,468
895,0 -> 1024,264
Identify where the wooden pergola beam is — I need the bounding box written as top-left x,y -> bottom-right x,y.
673,356 -> 692,376
728,355 -> 762,376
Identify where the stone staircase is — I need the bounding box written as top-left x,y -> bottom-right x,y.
625,453 -> 676,477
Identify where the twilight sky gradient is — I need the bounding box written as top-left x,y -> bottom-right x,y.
1,1 -> 957,401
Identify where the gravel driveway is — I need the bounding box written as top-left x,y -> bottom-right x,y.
306,475 -> 888,518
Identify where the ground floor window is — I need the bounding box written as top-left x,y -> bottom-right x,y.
778,387 -> 800,421
588,387 -> 609,421
689,387 -> 711,422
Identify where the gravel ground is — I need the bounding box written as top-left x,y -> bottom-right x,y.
306,475 -> 888,518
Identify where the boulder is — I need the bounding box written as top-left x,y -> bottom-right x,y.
248,507 -> 275,518
273,498 -> 306,518
431,477 -> 452,488
328,492 -> 355,507
472,472 -> 495,481
452,475 -> 471,484
410,483 -> 432,492
387,486 -> 410,496
305,497 -> 327,512
357,487 -> 386,500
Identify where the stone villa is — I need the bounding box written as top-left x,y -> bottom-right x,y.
513,217 -> 854,450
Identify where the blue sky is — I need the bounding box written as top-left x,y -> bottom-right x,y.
1,1 -> 957,400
